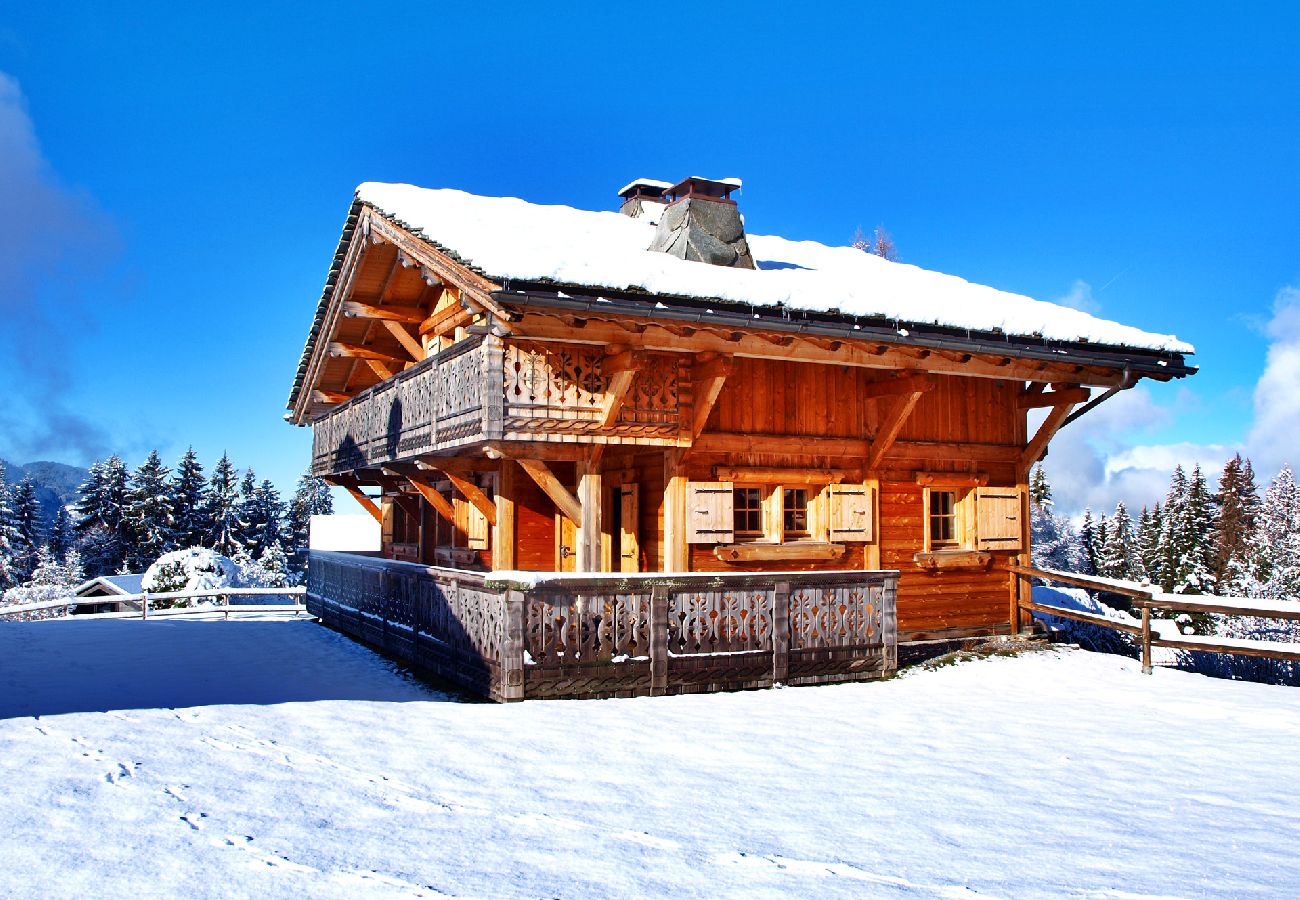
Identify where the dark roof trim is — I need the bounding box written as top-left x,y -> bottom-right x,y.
492,288 -> 1196,380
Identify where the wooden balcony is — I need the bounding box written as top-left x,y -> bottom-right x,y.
307,550 -> 899,701
310,337 -> 694,476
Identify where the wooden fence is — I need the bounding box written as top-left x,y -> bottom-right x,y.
308,550 -> 898,701
0,587 -> 307,622
1010,564 -> 1300,674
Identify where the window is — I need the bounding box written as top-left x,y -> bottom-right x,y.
733,487 -> 764,537
783,488 -> 810,538
928,490 -> 957,547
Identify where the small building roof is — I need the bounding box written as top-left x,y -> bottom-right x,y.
75,574 -> 144,597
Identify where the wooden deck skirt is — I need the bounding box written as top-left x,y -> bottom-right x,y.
308,550 -> 899,701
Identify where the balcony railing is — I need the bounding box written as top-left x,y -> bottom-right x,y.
307,550 -> 899,701
310,339 -> 690,475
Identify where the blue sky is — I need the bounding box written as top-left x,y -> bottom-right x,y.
0,2 -> 1297,514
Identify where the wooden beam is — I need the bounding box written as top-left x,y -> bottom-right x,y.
663,450 -> 688,572
325,475 -> 383,524
715,466 -> 858,484
1021,402 -> 1077,472
382,319 -> 425,361
328,341 -> 405,363
598,352 -> 646,428
1018,385 -> 1090,409
382,465 -> 459,528
416,461 -> 497,526
312,389 -> 352,405
363,358 -> 396,380
342,300 -> 425,324
419,302 -> 475,337
494,462 -> 516,570
694,432 -> 869,458
690,354 -> 733,439
508,312 -> 1129,388
576,452 -> 602,572
867,390 -> 925,471
516,458 -> 582,524
861,372 -> 935,399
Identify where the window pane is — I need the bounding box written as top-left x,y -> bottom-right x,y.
734,487 -> 763,535
929,490 -> 955,544
783,488 -> 809,535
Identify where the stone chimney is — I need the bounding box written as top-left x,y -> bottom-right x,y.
617,179 -> 672,218
647,176 -> 754,269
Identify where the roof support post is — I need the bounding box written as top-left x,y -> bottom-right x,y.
576,449 -> 603,573
325,474 -> 383,524
867,387 -> 929,472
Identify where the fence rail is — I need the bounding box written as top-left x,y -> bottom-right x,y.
1010,564 -> 1300,673
0,586 -> 307,622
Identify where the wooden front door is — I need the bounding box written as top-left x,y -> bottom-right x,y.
556,514 -> 577,572
618,484 -> 639,572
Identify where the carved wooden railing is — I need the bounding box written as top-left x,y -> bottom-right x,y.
311,336 -> 494,475
310,339 -> 691,475
307,551 -> 898,701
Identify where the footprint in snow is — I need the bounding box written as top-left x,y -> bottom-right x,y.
179,813 -> 207,831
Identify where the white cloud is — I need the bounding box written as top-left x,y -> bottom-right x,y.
1041,284 -> 1300,518
1054,278 -> 1100,315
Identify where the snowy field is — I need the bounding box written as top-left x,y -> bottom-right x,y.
2,615 -> 1298,899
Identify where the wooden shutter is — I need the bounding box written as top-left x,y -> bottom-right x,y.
467,499 -> 490,550
830,484 -> 874,542
381,497 -> 395,546
686,481 -> 734,544
975,486 -> 1023,551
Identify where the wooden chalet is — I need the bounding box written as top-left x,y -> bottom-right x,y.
288,177 -> 1195,700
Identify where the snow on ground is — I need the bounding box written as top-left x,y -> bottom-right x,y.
2,615 -> 1298,899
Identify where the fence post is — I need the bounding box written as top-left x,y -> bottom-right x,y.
500,590 -> 525,702
772,581 -> 790,686
650,585 -> 668,696
1141,606 -> 1152,675
142,592 -> 149,620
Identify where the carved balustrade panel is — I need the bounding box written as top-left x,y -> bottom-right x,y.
524,592 -> 651,665
789,584 -> 886,650
502,342 -> 683,440
667,589 -> 774,655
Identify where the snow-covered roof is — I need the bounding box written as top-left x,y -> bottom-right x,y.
616,177 -> 673,196
75,574 -> 144,597
355,182 -> 1192,354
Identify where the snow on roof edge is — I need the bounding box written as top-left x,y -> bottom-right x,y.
352,182 -> 1194,356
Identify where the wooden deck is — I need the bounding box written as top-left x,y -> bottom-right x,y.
307,550 -> 898,701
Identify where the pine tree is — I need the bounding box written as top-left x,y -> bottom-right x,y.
1029,465 -> 1052,507
124,450 -> 175,570
1172,465 -> 1216,595
205,454 -> 243,556
8,476 -> 44,582
287,472 -> 333,571
1253,465 -> 1300,600
1099,501 -> 1141,580
0,462 -> 18,589
1156,466 -> 1188,591
46,507 -> 75,561
171,447 -> 209,548
1211,454 -> 1262,595
235,469 -> 259,549
73,456 -> 130,575
1078,508 -> 1098,575
256,541 -> 290,588
243,479 -> 286,559
1138,505 -> 1162,585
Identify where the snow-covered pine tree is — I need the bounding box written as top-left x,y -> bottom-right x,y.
1170,465 -> 1216,596
1253,465 -> 1300,600
287,472 -> 333,572
0,462 -> 17,589
1078,508 -> 1098,575
205,454 -> 243,556
235,469 -> 259,550
256,541 -> 290,588
1137,505 -> 1162,585
1156,466 -> 1188,592
73,456 -> 131,575
1029,465 -> 1051,507
171,447 -> 209,548
123,450 -> 175,571
1098,501 -> 1141,581
46,506 -> 75,562
8,475 -> 45,582
243,479 -> 286,559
